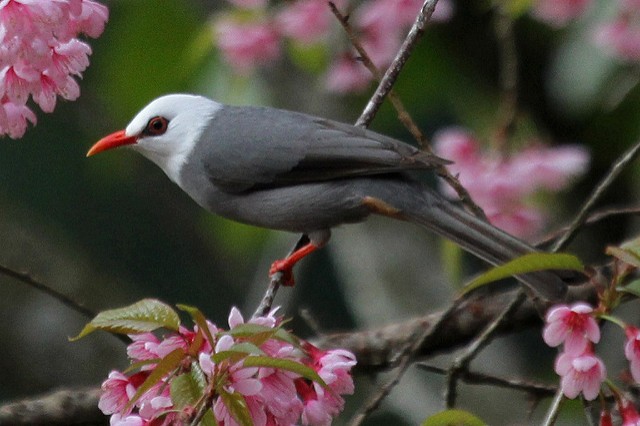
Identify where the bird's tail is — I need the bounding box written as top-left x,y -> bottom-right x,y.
364,178 -> 571,301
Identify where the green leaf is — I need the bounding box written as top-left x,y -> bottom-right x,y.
462,253 -> 584,294
171,370 -> 203,409
226,323 -> 299,347
618,279 -> 640,299
71,299 -> 180,340
242,356 -> 326,387
422,409 -> 487,426
125,348 -> 186,412
219,389 -> 253,426
607,245 -> 640,269
171,370 -> 218,426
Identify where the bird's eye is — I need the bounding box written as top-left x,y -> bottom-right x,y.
144,116 -> 169,136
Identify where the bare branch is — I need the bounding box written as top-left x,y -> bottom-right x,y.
0,387 -> 104,425
418,363 -> 556,398
445,290 -> 527,407
354,0 -> 441,129
552,139 -> 640,252
0,262 -> 95,319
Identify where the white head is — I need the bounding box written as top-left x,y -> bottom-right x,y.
87,94 -> 222,184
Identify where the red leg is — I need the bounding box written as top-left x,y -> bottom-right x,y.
269,243 -> 319,286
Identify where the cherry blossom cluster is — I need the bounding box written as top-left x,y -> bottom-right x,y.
0,0 -> 108,138
543,302 -> 640,423
433,128 -> 589,239
98,307 -> 356,426
212,0 -> 453,93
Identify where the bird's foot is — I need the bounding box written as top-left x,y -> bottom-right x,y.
269,242 -> 319,287
269,260 -> 296,286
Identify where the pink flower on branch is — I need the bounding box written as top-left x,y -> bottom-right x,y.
0,0 -> 108,138
555,350 -> 606,400
97,304 -> 356,425
543,302 -> 600,355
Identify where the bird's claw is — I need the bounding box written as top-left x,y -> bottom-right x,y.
269,260 -> 296,286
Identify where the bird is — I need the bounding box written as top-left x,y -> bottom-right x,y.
87,93 -> 572,301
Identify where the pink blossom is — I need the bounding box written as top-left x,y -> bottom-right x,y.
99,371 -> 148,415
543,303 -> 600,355
325,55 -> 371,93
531,0 -> 592,27
433,128 -> 589,239
625,326 -> 640,383
213,17 -> 280,74
101,306 -> 355,425
109,414 -> 147,426
619,399 -> 640,426
1,101 -> 37,138
555,350 -> 606,400
296,343 -> 357,425
276,0 -> 332,45
0,0 -> 108,138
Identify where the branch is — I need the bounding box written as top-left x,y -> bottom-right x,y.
552,138 -> 640,252
353,0 -> 440,129
330,0 -> 489,221
418,363 -> 556,398
0,387 -> 104,425
0,262 -> 95,319
317,281 -> 598,373
445,290 -> 527,407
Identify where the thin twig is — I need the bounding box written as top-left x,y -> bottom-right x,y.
330,0 -> 489,221
445,290 -> 527,407
552,139 -> 640,252
536,205 -> 640,247
418,363 -> 556,398
0,262 -> 96,319
542,387 -> 565,426
252,273 -> 282,319
328,2 -> 426,143
353,0 -> 440,129
347,295 -> 465,426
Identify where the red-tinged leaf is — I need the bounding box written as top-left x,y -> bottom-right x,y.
219,389 -> 253,426
125,348 -> 186,412
462,253 -> 584,294
177,304 -> 216,348
422,409 -> 487,426
242,356 -> 326,387
70,299 -> 180,341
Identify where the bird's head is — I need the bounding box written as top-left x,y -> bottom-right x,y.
87,94 -> 221,181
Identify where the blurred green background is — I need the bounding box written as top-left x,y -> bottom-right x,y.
1,0 -> 638,424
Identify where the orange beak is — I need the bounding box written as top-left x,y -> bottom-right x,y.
86,130 -> 138,157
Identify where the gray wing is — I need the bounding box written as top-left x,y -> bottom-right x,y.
197,105 -> 449,193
